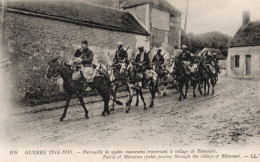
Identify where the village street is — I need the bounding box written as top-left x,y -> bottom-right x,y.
3,75 -> 259,148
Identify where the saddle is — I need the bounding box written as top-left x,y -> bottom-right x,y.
72,64 -> 106,82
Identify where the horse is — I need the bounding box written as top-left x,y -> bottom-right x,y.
152,64 -> 169,96
188,61 -> 200,98
197,61 -> 216,96
45,57 -> 123,121
106,64 -> 128,110
119,61 -> 158,113
172,58 -> 190,101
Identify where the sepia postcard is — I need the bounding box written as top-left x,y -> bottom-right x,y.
0,0 -> 259,161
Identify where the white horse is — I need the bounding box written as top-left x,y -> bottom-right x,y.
119,61 -> 158,113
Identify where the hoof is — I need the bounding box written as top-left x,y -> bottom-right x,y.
178,98 -> 182,101
135,103 -> 139,107
163,93 -> 167,96
126,102 -> 129,107
101,112 -> 106,116
193,95 -> 196,98
59,118 -> 64,122
111,107 -> 114,111
107,110 -> 110,115
149,103 -> 154,108
183,96 -> 187,99
85,115 -> 89,119
126,109 -> 130,113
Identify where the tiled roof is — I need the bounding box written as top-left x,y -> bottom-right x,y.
5,0 -> 149,35
228,21 -> 260,47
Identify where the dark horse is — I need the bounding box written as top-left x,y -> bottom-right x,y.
172,59 -> 190,101
197,61 -> 216,96
45,58 -> 123,121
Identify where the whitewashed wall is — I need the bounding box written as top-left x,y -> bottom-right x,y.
227,46 -> 260,77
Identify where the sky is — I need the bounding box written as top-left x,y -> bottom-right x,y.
168,0 -> 260,36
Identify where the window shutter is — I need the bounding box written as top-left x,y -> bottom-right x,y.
231,56 -> 234,69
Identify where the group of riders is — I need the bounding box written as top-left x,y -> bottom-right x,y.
73,40 -> 220,91
46,40 -> 222,119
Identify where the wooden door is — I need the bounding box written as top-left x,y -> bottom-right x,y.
246,55 -> 251,75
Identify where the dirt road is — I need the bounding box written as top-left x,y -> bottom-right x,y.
4,76 -> 260,148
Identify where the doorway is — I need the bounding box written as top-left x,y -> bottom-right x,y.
245,55 -> 251,75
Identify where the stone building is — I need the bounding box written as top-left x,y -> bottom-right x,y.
120,0 -> 182,60
227,11 -> 260,77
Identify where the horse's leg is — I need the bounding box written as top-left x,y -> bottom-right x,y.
178,81 -> 183,101
149,82 -> 156,108
99,89 -> 109,116
126,87 -> 134,113
207,78 -> 210,95
138,88 -> 147,110
156,78 -> 161,95
203,79 -> 207,96
60,93 -> 71,122
77,94 -> 89,119
105,97 -> 110,115
198,80 -> 203,96
135,89 -> 139,106
162,79 -> 168,96
101,94 -> 110,116
211,78 -> 215,95
111,86 -> 117,111
162,84 -> 167,96
184,79 -> 189,99
192,80 -> 197,98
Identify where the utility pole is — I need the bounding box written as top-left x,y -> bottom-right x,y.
1,0 -> 7,48
184,0 -> 190,33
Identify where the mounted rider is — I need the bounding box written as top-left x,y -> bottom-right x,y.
112,41 -> 128,79
179,45 -> 192,63
201,50 -> 217,74
74,40 -> 102,82
135,46 -> 152,87
177,45 -> 192,74
152,48 -> 166,95
152,48 -> 165,70
211,53 -> 221,74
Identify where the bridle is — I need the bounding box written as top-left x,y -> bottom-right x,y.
45,59 -> 64,80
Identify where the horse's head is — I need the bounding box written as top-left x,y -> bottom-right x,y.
45,57 -> 63,79
119,61 -> 132,77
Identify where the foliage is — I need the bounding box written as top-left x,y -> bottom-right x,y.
181,30 -> 231,57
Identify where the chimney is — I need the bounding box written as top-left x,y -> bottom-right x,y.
242,11 -> 250,26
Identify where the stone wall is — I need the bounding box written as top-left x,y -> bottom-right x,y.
1,12 -> 148,104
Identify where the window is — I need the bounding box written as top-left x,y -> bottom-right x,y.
170,15 -> 180,27
235,55 -> 240,68
151,8 -> 170,31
